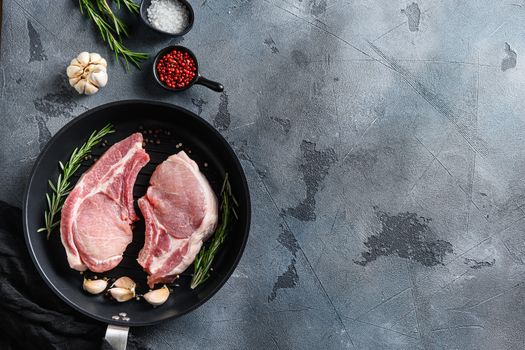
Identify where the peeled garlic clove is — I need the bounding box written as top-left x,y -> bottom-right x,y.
84,82 -> 99,95
66,65 -> 83,78
100,58 -> 107,68
89,52 -> 102,63
83,278 -> 108,294
69,76 -> 81,87
144,285 -> 170,306
89,70 -> 108,88
74,79 -> 87,94
108,287 -> 135,302
77,51 -> 90,66
112,276 -> 136,291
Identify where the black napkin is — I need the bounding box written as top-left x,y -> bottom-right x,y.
0,201 -> 145,350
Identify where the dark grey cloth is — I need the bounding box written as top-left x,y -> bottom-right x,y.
0,201 -> 143,350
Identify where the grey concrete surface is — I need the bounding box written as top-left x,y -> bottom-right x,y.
2,0 -> 525,349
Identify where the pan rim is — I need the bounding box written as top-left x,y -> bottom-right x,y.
22,99 -> 251,326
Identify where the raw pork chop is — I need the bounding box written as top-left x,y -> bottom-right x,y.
138,151 -> 218,287
60,133 -> 149,272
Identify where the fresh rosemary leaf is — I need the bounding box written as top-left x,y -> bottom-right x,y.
78,0 -> 148,69
190,174 -> 239,289
116,0 -> 140,15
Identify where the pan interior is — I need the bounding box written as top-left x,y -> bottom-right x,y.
23,101 -> 250,326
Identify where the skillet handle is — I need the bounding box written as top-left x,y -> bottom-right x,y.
194,76 -> 224,92
105,325 -> 129,350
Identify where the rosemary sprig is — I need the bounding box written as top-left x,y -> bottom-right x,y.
96,0 -> 129,36
79,0 -> 148,69
191,174 -> 239,289
115,0 -> 140,15
37,124 -> 115,239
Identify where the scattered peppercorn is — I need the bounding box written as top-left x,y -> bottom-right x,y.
156,49 -> 197,89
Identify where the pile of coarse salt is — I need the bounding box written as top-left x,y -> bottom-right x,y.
147,0 -> 189,34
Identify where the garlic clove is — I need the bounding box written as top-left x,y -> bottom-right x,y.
108,287 -> 135,302
74,80 -> 87,94
84,82 -> 99,95
112,276 -> 136,291
70,58 -> 82,67
144,285 -> 170,306
83,278 -> 108,294
89,70 -> 108,88
84,64 -> 106,76
100,58 -> 107,68
89,52 -> 102,63
77,51 -> 90,66
66,65 -> 83,78
69,77 -> 81,87
90,64 -> 107,72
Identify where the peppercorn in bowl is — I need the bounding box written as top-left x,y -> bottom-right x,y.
153,46 -> 224,93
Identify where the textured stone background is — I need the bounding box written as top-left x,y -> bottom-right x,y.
2,0 -> 525,349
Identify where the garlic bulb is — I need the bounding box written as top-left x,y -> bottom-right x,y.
143,285 -> 170,306
66,52 -> 108,95
83,278 -> 108,294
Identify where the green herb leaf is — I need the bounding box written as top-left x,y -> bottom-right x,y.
78,0 -> 148,69
190,174 -> 238,289
118,0 -> 140,15
38,123 -> 115,238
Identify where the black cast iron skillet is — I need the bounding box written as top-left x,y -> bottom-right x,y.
23,101 -> 250,344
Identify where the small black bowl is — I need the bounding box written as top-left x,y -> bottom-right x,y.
153,45 -> 224,92
140,0 -> 195,36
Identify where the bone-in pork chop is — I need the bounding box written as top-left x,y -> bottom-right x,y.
138,151 -> 218,287
60,133 -> 149,272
